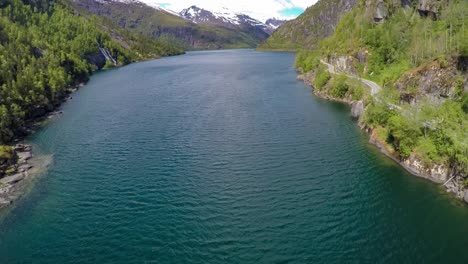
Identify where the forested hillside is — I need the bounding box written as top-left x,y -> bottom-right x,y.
258,0 -> 357,50
0,0 -> 183,144
293,0 -> 467,183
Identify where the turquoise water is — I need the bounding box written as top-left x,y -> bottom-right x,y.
0,50 -> 467,263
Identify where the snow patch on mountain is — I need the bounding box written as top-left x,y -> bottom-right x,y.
179,5 -> 284,32
265,18 -> 288,29
212,7 -> 241,25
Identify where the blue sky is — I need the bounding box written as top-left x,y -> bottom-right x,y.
279,7 -> 305,17
141,0 -> 315,21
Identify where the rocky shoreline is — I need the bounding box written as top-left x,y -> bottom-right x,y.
0,144 -> 35,207
0,84 -> 80,209
0,55 -> 174,210
297,73 -> 468,205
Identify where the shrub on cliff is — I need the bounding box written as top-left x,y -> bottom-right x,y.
387,114 -> 422,158
314,66 -> 331,91
330,75 -> 349,98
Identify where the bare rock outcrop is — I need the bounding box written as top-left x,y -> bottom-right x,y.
417,0 -> 441,19
374,0 -> 389,22
328,55 -> 359,76
396,60 -> 467,105
351,100 -> 364,118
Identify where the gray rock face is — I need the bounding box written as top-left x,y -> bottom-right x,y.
417,0 -> 438,19
14,144 -> 31,152
351,100 -> 365,118
18,164 -> 33,172
464,191 -> 468,204
355,50 -> 368,64
17,151 -> 32,161
374,0 -> 389,22
84,51 -> 106,70
400,0 -> 414,7
297,71 -> 315,86
329,55 -> 359,77
0,173 -> 25,185
396,60 -> 465,104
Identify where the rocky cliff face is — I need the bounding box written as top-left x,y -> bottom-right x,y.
259,0 -> 357,50
373,0 -> 389,22
367,0 -> 447,21
396,59 -> 468,105
417,0 -> 443,19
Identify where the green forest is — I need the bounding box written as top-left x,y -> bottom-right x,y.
0,0 -> 182,144
295,0 -> 468,175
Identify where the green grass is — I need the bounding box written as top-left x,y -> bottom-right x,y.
258,0 -> 350,51
0,146 -> 13,160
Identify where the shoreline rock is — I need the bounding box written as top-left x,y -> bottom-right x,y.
304,78 -> 468,204
0,84 -> 72,208
0,144 -> 35,208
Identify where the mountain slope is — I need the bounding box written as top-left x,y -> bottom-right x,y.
265,18 -> 287,33
295,0 -> 467,190
258,0 -> 357,50
71,0 -> 267,49
0,0 -> 182,144
179,5 -> 273,39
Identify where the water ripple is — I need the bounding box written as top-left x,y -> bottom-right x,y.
0,50 -> 468,264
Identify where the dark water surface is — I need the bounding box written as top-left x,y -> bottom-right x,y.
1,50 -> 467,263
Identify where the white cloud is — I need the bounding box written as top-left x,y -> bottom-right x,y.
140,0 -> 318,21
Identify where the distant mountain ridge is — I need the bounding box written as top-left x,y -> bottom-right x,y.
71,0 -> 286,50
179,5 -> 286,34
265,18 -> 288,30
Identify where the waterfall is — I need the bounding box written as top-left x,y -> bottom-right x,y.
98,46 -> 117,66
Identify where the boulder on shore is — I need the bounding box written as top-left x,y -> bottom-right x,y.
0,173 -> 25,185
464,191 -> 468,204
17,151 -> 32,161
351,100 -> 364,118
18,164 -> 33,172
14,144 -> 31,152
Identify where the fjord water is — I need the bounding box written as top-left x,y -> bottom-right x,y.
1,50 -> 468,263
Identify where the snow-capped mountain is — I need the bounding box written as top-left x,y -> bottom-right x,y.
180,6 -> 241,27
88,0 -> 178,15
91,0 -> 143,5
71,0 -> 287,49
179,6 -> 285,35
265,18 -> 288,30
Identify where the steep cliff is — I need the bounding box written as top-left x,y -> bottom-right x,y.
258,0 -> 357,50
294,0 -> 468,198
